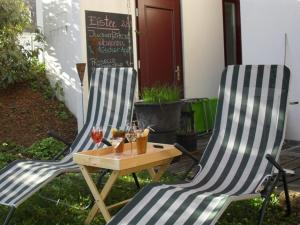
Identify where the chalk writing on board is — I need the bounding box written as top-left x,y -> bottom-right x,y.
85,11 -> 134,82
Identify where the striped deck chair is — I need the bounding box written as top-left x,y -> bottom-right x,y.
0,67 -> 137,225
108,65 -> 291,225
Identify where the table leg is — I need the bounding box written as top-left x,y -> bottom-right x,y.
84,169 -> 119,225
147,160 -> 171,182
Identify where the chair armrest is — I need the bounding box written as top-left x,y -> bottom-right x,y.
174,143 -> 198,164
283,168 -> 295,175
266,154 -> 284,173
273,168 -> 295,176
47,131 -> 72,146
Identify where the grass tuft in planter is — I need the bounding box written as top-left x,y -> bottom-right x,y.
142,86 -> 181,103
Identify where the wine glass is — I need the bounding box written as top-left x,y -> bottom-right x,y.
91,126 -> 103,148
125,123 -> 137,154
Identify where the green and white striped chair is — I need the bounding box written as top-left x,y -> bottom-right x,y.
0,67 -> 137,225
108,65 -> 291,225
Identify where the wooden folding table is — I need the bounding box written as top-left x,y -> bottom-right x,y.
73,142 -> 181,224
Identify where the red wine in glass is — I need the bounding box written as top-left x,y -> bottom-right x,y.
91,126 -> 103,147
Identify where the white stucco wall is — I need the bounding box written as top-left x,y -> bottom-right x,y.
42,0 -> 84,129
240,0 -> 300,140
181,0 -> 225,98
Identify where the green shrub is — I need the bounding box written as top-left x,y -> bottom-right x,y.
55,102 -> 72,120
28,65 -> 66,101
0,142 -> 25,167
0,141 -> 24,152
142,85 -> 181,103
23,137 -> 66,160
0,138 -> 66,167
29,67 -> 57,99
0,0 -> 45,89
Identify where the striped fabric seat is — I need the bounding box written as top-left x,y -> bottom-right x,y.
108,65 -> 290,225
0,67 -> 136,209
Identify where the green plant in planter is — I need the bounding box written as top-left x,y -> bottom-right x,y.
142,85 -> 181,103
135,85 -> 182,144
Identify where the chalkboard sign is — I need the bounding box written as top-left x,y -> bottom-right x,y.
85,10 -> 134,83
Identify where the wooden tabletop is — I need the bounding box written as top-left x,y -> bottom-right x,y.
73,142 -> 182,171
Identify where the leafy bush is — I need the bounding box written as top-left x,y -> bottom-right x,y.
55,102 -> 72,120
142,85 -> 181,103
0,141 -> 25,167
23,137 -> 65,160
0,0 -> 45,89
29,67 -> 62,100
0,141 -> 24,153
0,138 -> 66,168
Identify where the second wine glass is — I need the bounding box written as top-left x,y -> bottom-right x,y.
125,123 -> 137,154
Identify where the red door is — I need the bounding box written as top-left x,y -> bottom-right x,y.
136,0 -> 183,91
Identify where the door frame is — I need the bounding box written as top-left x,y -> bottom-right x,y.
222,0 -> 242,65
